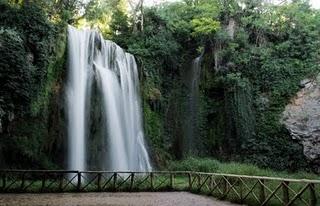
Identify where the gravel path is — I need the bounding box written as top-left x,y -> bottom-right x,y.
0,192 -> 241,206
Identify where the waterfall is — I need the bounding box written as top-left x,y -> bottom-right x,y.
183,57 -> 202,155
66,25 -> 152,172
66,27 -> 93,172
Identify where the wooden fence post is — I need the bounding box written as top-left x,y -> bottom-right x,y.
209,175 -> 212,192
41,173 -> 46,192
97,173 -> 102,191
188,173 -> 192,191
59,174 -> 63,191
113,173 -> 117,191
170,173 -> 174,189
198,174 -> 201,189
259,179 -> 266,204
77,171 -> 81,192
239,177 -> 243,203
150,172 -> 154,190
222,176 -> 227,197
2,173 -> 6,190
282,181 -> 289,205
310,183 -> 317,206
130,173 -> 134,191
20,172 -> 25,191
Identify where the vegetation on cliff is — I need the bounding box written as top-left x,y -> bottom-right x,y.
0,0 -> 67,168
112,0 -> 320,172
0,0 -> 319,174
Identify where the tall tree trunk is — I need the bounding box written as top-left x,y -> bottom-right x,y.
140,0 -> 144,31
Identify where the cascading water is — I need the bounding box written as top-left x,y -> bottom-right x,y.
66,25 -> 152,172
183,57 -> 202,155
66,27 -> 93,172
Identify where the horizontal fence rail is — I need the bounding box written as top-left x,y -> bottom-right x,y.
0,170 -> 319,206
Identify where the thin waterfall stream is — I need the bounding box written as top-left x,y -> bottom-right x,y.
66,25 -> 152,172
183,57 -> 202,155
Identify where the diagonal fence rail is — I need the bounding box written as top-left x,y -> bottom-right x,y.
0,170 -> 319,206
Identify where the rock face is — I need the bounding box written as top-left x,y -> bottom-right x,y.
282,76 -> 320,172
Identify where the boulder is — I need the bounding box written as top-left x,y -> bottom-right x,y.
282,76 -> 320,172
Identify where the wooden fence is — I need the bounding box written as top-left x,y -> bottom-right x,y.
0,170 -> 319,206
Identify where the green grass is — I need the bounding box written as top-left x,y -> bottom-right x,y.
166,157 -> 320,205
167,157 -> 320,180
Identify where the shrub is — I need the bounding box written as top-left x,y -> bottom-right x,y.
167,157 -> 220,172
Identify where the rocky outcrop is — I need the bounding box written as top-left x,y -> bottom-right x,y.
282,76 -> 320,172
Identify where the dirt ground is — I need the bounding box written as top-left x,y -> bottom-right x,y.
0,192 -> 241,206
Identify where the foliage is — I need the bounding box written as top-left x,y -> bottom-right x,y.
222,73 -> 255,155
81,0 -> 128,37
30,30 -> 66,115
191,17 -> 220,37
168,157 -> 319,179
113,7 -> 186,163
0,2 -> 56,90
111,0 -> 320,172
0,27 -> 33,118
0,0 -> 320,174
167,157 -> 220,172
0,1 -> 66,169
222,0 -> 320,171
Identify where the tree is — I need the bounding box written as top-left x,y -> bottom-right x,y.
128,0 -> 144,32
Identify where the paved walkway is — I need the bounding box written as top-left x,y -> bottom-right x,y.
0,192 -> 241,206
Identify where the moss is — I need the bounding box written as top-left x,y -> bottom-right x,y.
30,27 -> 67,116
6,118 -> 58,169
0,25 -> 67,169
143,103 -> 171,167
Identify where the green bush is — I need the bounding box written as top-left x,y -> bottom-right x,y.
0,1 -> 65,169
0,27 -> 33,117
168,157 -> 220,172
0,2 -> 56,118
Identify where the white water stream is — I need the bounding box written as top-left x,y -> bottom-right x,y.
66,25 -> 151,172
